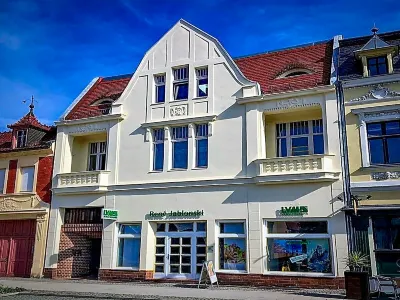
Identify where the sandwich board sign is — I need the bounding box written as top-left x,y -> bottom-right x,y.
198,260 -> 218,288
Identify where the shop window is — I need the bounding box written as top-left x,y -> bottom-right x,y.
153,129 -> 164,171
265,221 -> 332,274
173,66 -> 189,100
117,224 -> 141,268
367,121 -> 400,165
0,169 -> 5,194
368,56 -> 388,76
20,166 -> 35,192
218,221 -> 247,271
276,119 -> 324,157
195,124 -> 208,168
16,130 -> 27,148
154,74 -> 166,103
172,126 -> 188,169
373,217 -> 400,250
88,142 -> 107,171
196,67 -> 208,97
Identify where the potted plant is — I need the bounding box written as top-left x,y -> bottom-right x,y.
344,251 -> 370,299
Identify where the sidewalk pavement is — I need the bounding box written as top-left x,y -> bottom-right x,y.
0,278 -> 346,300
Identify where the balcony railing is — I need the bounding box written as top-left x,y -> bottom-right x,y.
55,171 -> 110,191
255,154 -> 339,184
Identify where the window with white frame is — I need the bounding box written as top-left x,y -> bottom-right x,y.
196,67 -> 208,97
265,221 -> 332,273
276,119 -> 324,157
172,126 -> 188,169
20,166 -> 35,192
155,74 -> 166,103
367,121 -> 400,165
173,66 -> 189,100
117,224 -> 141,268
0,169 -> 5,194
88,142 -> 107,171
195,124 -> 208,168
16,130 -> 27,148
217,221 -> 247,271
153,128 -> 164,171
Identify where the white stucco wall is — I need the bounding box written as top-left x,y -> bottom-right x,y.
45,20 -> 347,279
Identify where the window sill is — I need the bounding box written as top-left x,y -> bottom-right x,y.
363,163 -> 400,169
150,102 -> 165,106
112,267 -> 140,271
216,270 -> 248,274
170,99 -> 188,103
263,271 -> 335,278
148,170 -> 163,174
193,96 -> 208,101
192,167 -> 208,170
168,168 -> 188,172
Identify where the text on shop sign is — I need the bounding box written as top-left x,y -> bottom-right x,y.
102,209 -> 119,220
149,210 -> 204,218
280,206 -> 308,216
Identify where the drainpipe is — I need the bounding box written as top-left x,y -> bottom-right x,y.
335,80 -> 355,252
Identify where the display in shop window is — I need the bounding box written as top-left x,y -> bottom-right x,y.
267,238 -> 331,273
219,238 -> 246,271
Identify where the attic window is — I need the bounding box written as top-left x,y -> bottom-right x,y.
16,130 -> 27,148
98,100 -> 112,115
277,69 -> 312,79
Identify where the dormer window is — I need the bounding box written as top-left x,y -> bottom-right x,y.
173,66 -> 189,100
16,130 -> 27,148
98,100 -> 112,115
367,56 -> 388,76
277,68 -> 313,79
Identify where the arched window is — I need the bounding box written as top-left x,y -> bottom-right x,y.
277,68 -> 313,79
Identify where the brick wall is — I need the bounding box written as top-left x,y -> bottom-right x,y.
36,156 -> 54,203
98,270 -> 343,289
216,273 -> 345,289
56,224 -> 102,279
99,269 -> 154,281
6,160 -> 17,194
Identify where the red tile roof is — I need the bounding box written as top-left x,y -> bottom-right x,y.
65,75 -> 131,120
234,41 -> 333,94
8,112 -> 51,131
0,131 -> 12,151
65,41 -> 333,120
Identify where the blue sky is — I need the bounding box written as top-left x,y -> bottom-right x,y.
0,0 -> 399,131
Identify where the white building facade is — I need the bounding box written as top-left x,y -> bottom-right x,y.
45,20 -> 348,288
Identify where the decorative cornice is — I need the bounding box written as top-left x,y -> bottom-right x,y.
342,73 -> 400,89
236,85 -> 334,105
55,113 -> 125,127
348,84 -> 400,103
141,115 -> 217,128
371,171 -> 400,181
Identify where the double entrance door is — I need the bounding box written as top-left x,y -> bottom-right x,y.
154,222 -> 207,279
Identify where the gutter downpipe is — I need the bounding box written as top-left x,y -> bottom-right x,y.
335,80 -> 355,253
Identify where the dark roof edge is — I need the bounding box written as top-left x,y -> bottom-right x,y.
233,39 -> 331,60
102,74 -> 133,81
340,30 -> 400,44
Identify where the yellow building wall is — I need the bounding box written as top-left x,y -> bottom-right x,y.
264,108 -> 322,158
71,133 -> 107,172
344,82 -> 400,182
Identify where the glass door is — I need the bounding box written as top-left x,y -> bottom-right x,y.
154,222 -> 207,279
168,236 -> 193,277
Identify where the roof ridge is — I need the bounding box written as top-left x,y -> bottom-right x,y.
342,29 -> 400,42
234,39 -> 330,60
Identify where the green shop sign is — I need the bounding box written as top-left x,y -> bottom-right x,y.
102,209 -> 118,220
149,210 -> 204,218
280,206 -> 308,216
